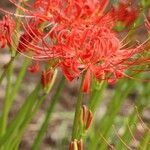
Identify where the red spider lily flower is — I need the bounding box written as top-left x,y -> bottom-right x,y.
60,58 -> 80,81
113,1 -> 139,26
2,0 -> 150,93
0,15 -> 15,48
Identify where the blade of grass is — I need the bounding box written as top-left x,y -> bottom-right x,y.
0,82 -> 41,147
4,93 -> 47,150
0,58 -> 30,126
139,130 -> 150,150
1,73 -> 59,149
6,76 -> 65,149
116,82 -> 150,149
9,58 -> 30,106
0,58 -> 14,137
88,79 -> 136,150
99,80 -> 136,150
31,76 -> 65,150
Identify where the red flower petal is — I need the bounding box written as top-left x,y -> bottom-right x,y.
82,69 -> 91,93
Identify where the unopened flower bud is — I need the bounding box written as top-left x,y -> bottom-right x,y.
41,70 -> 52,87
41,68 -> 57,93
81,105 -> 93,130
86,110 -> 92,130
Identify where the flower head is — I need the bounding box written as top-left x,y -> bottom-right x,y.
1,0 -> 150,93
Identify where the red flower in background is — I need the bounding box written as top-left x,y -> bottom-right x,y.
0,0 -> 150,93
113,1 -> 139,26
0,15 -> 15,48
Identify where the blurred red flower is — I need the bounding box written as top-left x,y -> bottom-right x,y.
0,15 -> 15,48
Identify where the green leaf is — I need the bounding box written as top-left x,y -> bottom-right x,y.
32,76 -> 65,150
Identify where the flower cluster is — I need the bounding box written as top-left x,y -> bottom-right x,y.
0,0 -> 150,92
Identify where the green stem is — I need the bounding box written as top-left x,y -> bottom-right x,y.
9,58 -> 30,108
72,78 -> 84,140
5,93 -> 47,150
0,58 -> 14,137
0,64 -> 58,149
31,76 -> 65,150
89,80 -> 106,113
0,83 -> 41,147
0,58 -> 29,139
0,56 -> 16,86
2,74 -> 62,149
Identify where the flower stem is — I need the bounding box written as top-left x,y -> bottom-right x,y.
72,78 -> 84,140
89,80 -> 106,113
8,58 -> 30,107
0,56 -> 16,86
0,58 -> 14,137
0,82 -> 42,147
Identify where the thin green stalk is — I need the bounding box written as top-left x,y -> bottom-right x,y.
72,78 -> 84,140
0,58 -> 30,134
0,71 -> 6,86
0,59 -> 30,133
116,82 -> 150,150
99,81 -> 135,150
0,58 -> 29,138
6,76 -> 61,150
31,76 -> 65,150
0,83 -> 41,147
139,130 -> 150,150
0,56 -> 16,86
0,58 -> 14,137
89,80 -> 107,113
88,80 -> 135,150
4,93 -> 47,150
8,58 -> 30,108
0,70 -> 58,149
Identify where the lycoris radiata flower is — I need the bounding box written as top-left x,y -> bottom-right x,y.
0,0 -> 150,92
